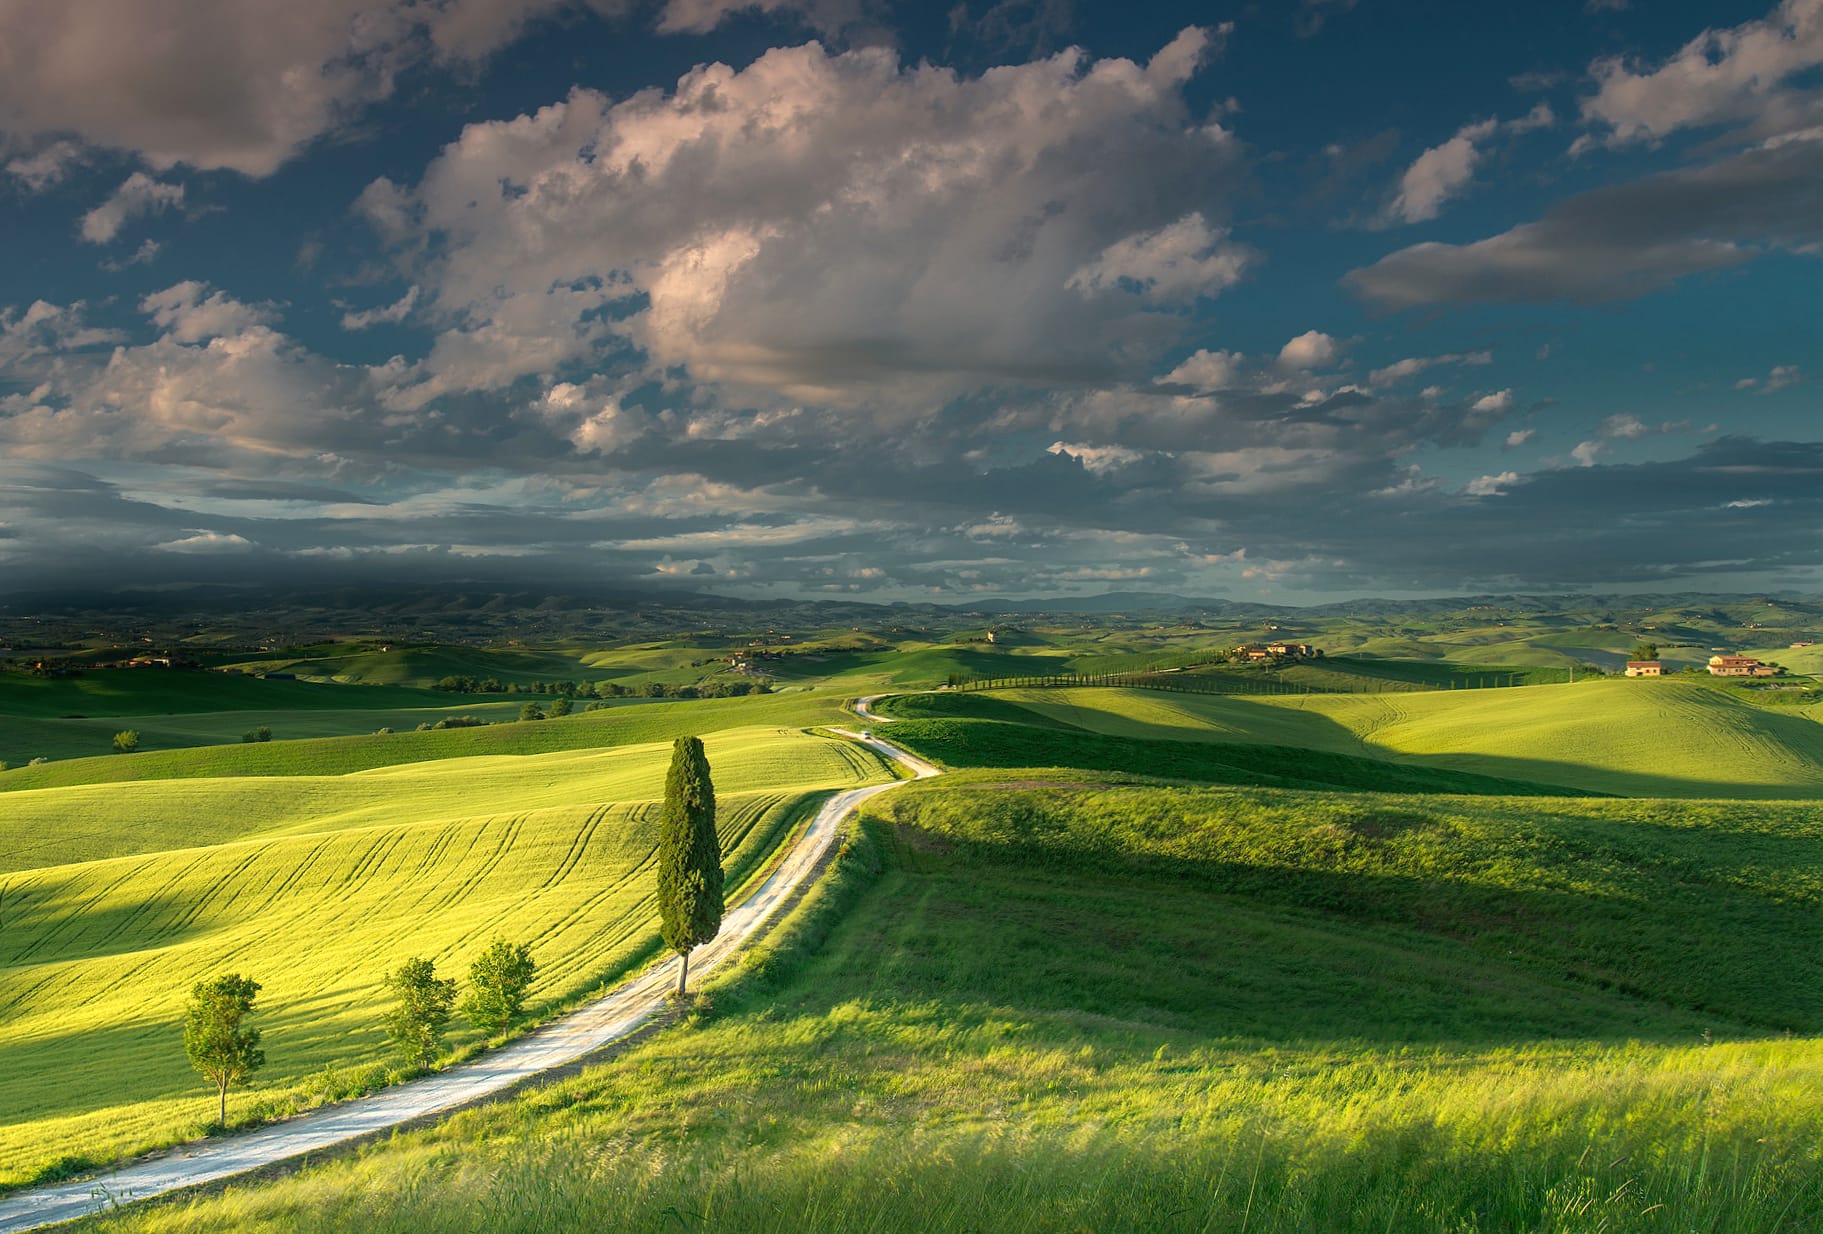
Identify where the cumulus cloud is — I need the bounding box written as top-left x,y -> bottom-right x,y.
371,29 -> 1247,407
1159,348 -> 1242,392
1380,105 -> 1552,226
1466,471 -> 1519,496
1504,428 -> 1536,449
79,173 -> 184,244
140,282 -> 279,343
1067,212 -> 1252,304
1277,330 -> 1340,371
0,300 -> 125,365
0,1 -> 651,176
1581,0 -> 1823,145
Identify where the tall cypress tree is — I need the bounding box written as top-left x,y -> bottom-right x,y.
656,735 -> 722,994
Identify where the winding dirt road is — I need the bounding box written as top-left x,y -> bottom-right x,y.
0,723 -> 936,1233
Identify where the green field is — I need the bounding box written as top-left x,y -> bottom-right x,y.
84,780 -> 1823,1233
0,725 -> 889,1188
0,690 -> 851,794
887,679 -> 1823,798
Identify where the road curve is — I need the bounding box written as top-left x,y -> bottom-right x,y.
0,724 -> 936,1233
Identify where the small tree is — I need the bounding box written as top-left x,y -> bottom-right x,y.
1632,642 -> 1659,662
461,938 -> 537,1035
518,701 -> 545,722
184,974 -> 265,1127
112,729 -> 140,754
383,957 -> 458,1068
547,695 -> 572,718
656,736 -> 723,995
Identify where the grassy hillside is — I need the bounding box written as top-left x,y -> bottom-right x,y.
896,680 -> 1823,798
0,690 -> 849,794
0,670 -> 448,719
86,781 -> 1823,1233
0,731 -> 889,1189
876,717 -> 1590,797
0,725 -> 881,873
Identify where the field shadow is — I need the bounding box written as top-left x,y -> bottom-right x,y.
782,818 -> 1823,1050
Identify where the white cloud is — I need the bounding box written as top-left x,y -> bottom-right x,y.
140,282 -> 279,342
1504,428 -> 1536,449
1466,471 -> 1520,496
1600,412 -> 1648,438
1067,212 -> 1252,304
1382,104 -> 1552,225
1047,441 -> 1147,473
1277,330 -> 1340,371
1582,0 -> 1823,145
80,173 -> 184,244
340,287 -> 420,331
0,1 -> 650,176
373,29 -> 1247,407
153,531 -> 256,554
1764,364 -> 1803,391
1571,439 -> 1605,466
5,140 -> 85,191
1160,348 -> 1242,392
1471,389 -> 1515,414
1367,349 -> 1492,387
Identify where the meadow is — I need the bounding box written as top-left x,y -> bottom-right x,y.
0,690 -> 850,794
8,616 -> 1823,1230
881,679 -> 1823,798
78,779 -> 1823,1233
0,725 -> 889,1189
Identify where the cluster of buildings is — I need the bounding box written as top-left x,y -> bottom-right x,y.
1625,654 -> 1784,678
1237,641 -> 1318,661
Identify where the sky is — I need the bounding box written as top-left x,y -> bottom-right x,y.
0,0 -> 1819,604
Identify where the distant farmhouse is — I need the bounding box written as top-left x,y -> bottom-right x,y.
1625,660 -> 1662,677
1708,654 -> 1781,677
1237,642 -> 1318,661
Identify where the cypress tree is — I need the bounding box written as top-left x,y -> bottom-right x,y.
656,736 -> 722,995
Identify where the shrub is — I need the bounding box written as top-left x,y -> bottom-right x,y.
112,730 -> 140,754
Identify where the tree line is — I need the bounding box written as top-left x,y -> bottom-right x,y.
434,675 -> 772,699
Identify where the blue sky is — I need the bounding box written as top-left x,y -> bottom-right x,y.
0,0 -> 1818,602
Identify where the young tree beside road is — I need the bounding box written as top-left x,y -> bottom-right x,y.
462,939 -> 536,1035
183,974 -> 265,1127
383,958 -> 458,1069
